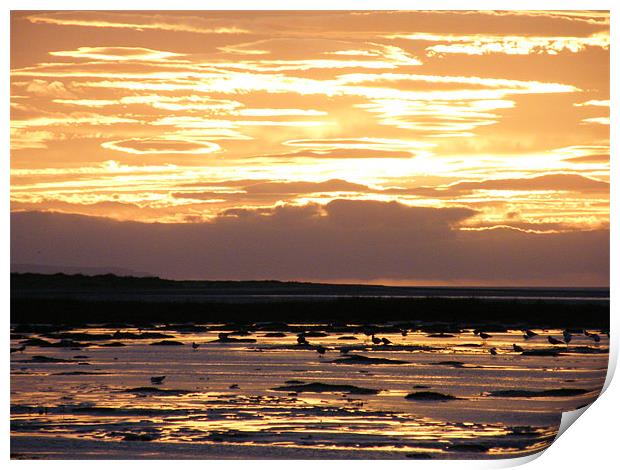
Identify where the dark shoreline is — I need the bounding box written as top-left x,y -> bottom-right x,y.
11,272 -> 610,298
11,273 -> 609,329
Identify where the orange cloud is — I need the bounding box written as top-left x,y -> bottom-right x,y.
389,32 -> 610,56
27,11 -> 249,34
49,47 -> 184,61
283,138 -> 434,152
581,117 -> 610,125
24,79 -> 75,98
446,173 -> 609,193
101,138 -> 221,155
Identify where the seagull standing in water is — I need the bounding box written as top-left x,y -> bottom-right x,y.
479,332 -> 491,340
512,344 -> 524,353
523,329 -> 537,340
547,336 -> 563,345
150,376 -> 166,384
192,342 -> 200,350
562,330 -> 573,344
371,335 -> 381,345
489,348 -> 498,356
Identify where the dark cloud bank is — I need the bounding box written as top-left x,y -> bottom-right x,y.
11,199 -> 609,286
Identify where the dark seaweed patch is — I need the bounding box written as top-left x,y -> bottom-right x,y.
273,382 -> 379,395
434,361 -> 465,368
332,354 -> 409,365
120,387 -> 193,396
446,443 -> 489,453
52,371 -> 109,375
487,388 -> 590,398
521,348 -> 563,357
22,355 -> 75,363
405,391 -> 460,401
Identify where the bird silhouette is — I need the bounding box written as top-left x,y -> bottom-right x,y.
297,334 -> 309,345
523,329 -> 537,339
479,332 -> 491,340
10,344 -> 26,354
489,347 -> 498,355
512,344 -> 524,353
381,337 -> 392,345
362,327 -> 375,337
192,342 -> 200,350
562,331 -> 572,344
547,336 -> 563,345
315,345 -> 327,355
584,330 -> 601,342
150,376 -> 166,384
371,335 -> 381,345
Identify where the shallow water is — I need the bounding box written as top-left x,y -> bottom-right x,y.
10,324 -> 608,459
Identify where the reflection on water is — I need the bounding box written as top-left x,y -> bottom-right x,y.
11,323 -> 608,459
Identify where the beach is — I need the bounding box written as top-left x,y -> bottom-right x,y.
11,318 -> 608,459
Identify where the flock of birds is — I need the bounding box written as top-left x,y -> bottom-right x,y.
201,327 -> 604,358
477,328 -> 603,357
11,327 -> 606,386
11,328 -> 605,358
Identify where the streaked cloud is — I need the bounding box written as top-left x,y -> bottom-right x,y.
12,114 -> 139,128
283,138 -> 434,151
49,47 -> 185,61
236,108 -> 327,117
101,138 -> 221,155
389,32 -> 610,56
24,79 -> 76,98
27,11 -> 250,34
255,148 -> 416,159
446,173 -> 608,194
581,117 -> 610,125
574,99 -> 610,107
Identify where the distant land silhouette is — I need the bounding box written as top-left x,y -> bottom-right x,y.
11,273 -> 609,329
10,272 -> 610,298
11,264 -> 153,277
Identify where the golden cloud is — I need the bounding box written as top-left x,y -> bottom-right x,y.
101,138 -> 221,155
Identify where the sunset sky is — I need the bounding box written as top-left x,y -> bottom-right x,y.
10,10 -> 610,285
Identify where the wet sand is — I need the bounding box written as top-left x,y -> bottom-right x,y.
11,322 -> 608,459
